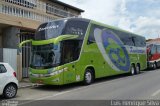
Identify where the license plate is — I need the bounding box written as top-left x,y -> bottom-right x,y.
37,80 -> 43,84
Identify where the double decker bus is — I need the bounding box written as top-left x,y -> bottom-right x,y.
147,43 -> 160,69
19,18 -> 147,85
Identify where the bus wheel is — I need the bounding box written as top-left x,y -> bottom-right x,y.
130,64 -> 136,75
153,62 -> 157,70
84,69 -> 94,85
136,64 -> 140,74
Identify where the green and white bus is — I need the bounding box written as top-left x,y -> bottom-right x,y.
19,18 -> 147,85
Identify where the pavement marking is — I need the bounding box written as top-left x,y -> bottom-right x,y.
151,89 -> 160,97
37,90 -> 72,100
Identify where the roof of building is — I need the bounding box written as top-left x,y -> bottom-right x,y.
146,38 -> 160,44
49,0 -> 84,12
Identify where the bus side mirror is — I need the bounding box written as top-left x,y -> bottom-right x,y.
54,35 -> 79,44
19,39 -> 32,48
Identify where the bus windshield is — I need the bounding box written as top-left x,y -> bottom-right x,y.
31,19 -> 89,68
34,20 -> 66,40
30,44 -> 61,69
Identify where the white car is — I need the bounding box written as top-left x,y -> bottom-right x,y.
0,63 -> 18,99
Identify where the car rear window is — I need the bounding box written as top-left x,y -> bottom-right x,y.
0,64 -> 7,73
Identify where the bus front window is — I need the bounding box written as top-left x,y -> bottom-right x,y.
31,44 -> 61,69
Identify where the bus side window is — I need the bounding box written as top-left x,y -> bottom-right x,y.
61,40 -> 81,64
107,29 -> 135,46
134,36 -> 146,47
87,24 -> 97,45
63,20 -> 89,40
151,45 -> 156,54
157,45 -> 160,53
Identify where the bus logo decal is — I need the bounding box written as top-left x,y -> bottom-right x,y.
94,28 -> 130,72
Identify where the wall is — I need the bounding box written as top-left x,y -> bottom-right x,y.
0,28 -> 2,62
3,48 -> 17,72
3,27 -> 20,49
0,28 -> 2,48
1,27 -> 22,81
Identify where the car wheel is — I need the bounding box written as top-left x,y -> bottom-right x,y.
84,69 -> 94,85
3,84 -> 17,99
130,65 -> 136,75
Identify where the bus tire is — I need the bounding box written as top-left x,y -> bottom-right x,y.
83,68 -> 94,85
136,64 -> 140,74
130,64 -> 136,75
153,62 -> 157,70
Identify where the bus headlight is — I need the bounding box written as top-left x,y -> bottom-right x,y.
63,67 -> 68,71
50,68 -> 63,76
50,67 -> 68,76
30,67 -> 68,77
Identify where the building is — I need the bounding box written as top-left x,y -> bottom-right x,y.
146,38 -> 160,44
0,0 -> 84,81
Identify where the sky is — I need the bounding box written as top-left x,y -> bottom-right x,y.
59,0 -> 160,39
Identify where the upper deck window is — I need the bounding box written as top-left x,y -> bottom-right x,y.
34,20 -> 66,40
34,19 -> 89,40
88,24 -> 146,47
62,19 -> 89,40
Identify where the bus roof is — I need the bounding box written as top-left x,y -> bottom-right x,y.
42,17 -> 144,38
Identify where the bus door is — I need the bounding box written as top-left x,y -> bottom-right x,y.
61,40 -> 80,84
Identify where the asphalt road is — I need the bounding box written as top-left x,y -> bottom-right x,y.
1,69 -> 160,106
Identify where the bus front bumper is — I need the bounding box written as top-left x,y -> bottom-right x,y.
29,74 -> 63,85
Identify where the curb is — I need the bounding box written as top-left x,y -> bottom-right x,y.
19,84 -> 35,89
19,83 -> 43,89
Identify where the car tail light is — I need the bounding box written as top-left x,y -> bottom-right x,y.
13,72 -> 17,77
